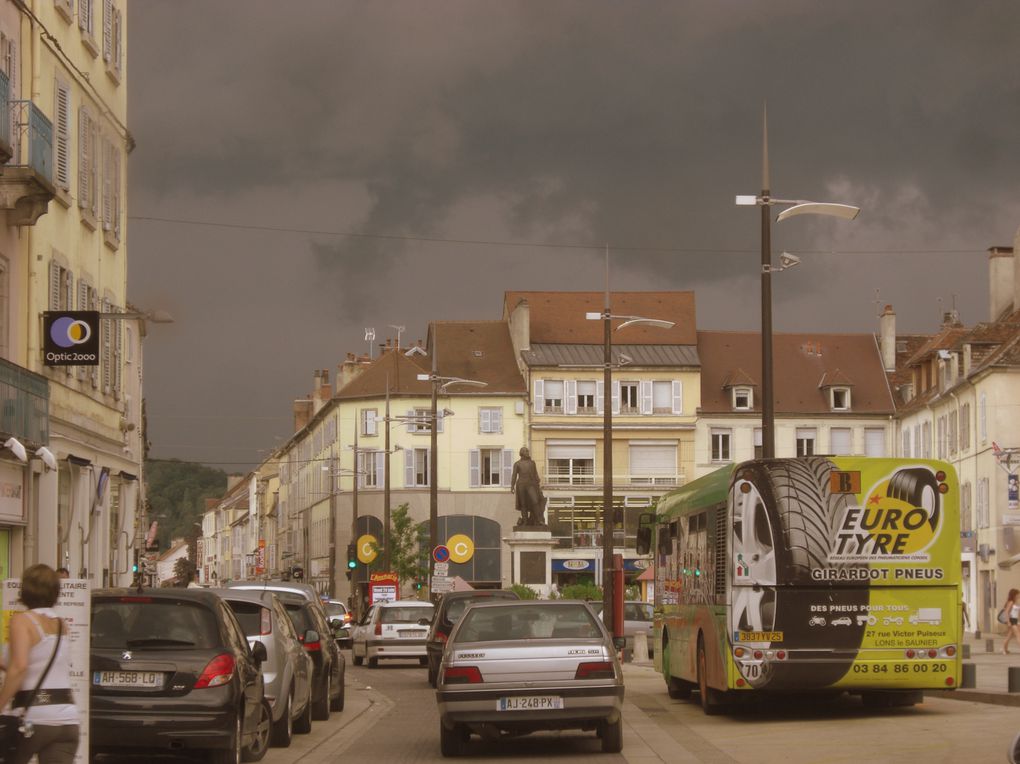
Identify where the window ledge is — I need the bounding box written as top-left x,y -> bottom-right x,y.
105,62 -> 121,86
103,226 -> 120,251
53,188 -> 72,209
81,33 -> 100,59
55,1 -> 74,23
80,209 -> 97,231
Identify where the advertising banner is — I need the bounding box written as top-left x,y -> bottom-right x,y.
42,311 -> 100,367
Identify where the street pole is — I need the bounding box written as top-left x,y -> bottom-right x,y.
601,247 -> 614,634
384,371 -> 391,574
429,341 -> 439,603
328,453 -> 337,597
761,107 -> 775,459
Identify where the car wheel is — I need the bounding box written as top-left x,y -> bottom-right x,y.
293,689 -> 313,734
439,722 -> 466,757
270,689 -> 293,747
330,673 -> 345,712
600,717 -> 623,754
242,700 -> 271,762
697,636 -> 725,716
210,711 -> 242,764
312,675 -> 331,721
367,655 -> 378,668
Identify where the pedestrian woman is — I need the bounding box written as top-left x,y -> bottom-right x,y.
1003,588 -> 1020,655
0,564 -> 79,763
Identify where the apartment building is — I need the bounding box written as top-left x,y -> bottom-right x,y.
0,0 -> 139,585
504,291 -> 700,589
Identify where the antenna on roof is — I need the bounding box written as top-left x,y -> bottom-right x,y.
365,328 -> 376,359
389,325 -> 405,349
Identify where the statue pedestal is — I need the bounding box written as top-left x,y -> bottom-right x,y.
505,529 -> 557,598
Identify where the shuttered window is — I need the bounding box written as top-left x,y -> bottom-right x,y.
629,443 -> 677,485
78,107 -> 98,217
54,80 -> 71,190
469,447 -> 513,487
864,428 -> 885,457
829,427 -> 852,456
478,407 -> 502,434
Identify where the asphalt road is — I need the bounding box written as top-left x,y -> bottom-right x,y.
256,656 -> 1020,764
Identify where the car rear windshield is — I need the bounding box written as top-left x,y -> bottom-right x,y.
283,602 -> 315,635
226,601 -> 268,637
380,606 -> 432,624
92,598 -> 221,649
324,602 -> 347,617
445,594 -> 515,623
456,604 -> 603,642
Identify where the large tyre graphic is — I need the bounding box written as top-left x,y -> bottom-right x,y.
730,458 -> 868,689
885,468 -> 940,530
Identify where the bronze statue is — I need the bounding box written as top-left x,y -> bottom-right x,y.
510,447 -> 547,527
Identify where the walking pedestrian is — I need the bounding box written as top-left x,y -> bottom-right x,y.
0,564 -> 80,763
1003,588 -> 1020,655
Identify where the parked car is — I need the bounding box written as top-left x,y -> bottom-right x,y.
591,600 -> 655,654
90,587 -> 270,763
211,588 -> 315,747
275,592 -> 346,719
426,590 -> 519,686
324,599 -> 353,648
436,600 -> 625,756
351,600 -> 434,668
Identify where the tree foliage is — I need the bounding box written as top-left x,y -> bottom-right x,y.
508,583 -> 539,600
145,459 -> 228,550
387,503 -> 429,590
173,556 -> 197,586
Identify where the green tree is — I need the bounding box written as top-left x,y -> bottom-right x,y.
508,583 -> 539,600
173,556 -> 197,586
559,581 -> 603,602
387,503 -> 429,589
145,459 -> 228,550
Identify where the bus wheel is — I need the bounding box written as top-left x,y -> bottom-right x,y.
697,636 -> 725,715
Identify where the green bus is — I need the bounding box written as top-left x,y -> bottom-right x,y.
637,457 -> 962,714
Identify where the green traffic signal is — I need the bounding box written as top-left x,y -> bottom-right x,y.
346,543 -> 357,570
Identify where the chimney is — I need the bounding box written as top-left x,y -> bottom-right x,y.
293,399 -> 312,432
879,304 -> 896,372
992,244 -> 1015,321
508,299 -> 530,373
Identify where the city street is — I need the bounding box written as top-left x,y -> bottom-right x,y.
253,656 -> 1020,764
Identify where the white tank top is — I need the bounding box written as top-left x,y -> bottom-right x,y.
3,609 -> 78,726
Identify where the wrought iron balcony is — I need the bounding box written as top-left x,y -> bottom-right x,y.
0,100 -> 55,225
0,358 -> 49,447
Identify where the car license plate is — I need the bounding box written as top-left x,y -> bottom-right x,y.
398,630 -> 425,638
92,670 -> 164,689
498,695 -> 564,711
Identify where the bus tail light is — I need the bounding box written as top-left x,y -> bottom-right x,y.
774,650 -> 787,661
928,649 -> 938,658
944,645 -> 956,657
905,649 -> 916,659
753,650 -> 763,660
734,647 -> 746,658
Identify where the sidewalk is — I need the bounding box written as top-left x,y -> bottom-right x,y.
625,630 -> 1020,708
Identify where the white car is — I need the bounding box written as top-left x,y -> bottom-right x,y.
351,600 -> 434,668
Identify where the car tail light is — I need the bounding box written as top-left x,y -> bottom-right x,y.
344,613 -> 352,624
375,623 -> 382,636
304,637 -> 322,652
575,661 -> 615,680
194,653 -> 235,689
443,666 -> 483,684
261,608 -> 272,636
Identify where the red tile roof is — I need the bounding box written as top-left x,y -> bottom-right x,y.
503,291 -> 697,345
698,331 -> 894,414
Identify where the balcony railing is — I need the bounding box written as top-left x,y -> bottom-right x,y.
545,470 -> 685,489
10,101 -> 53,182
0,358 -> 50,446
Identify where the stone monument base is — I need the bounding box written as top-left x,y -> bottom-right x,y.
505,528 -> 557,598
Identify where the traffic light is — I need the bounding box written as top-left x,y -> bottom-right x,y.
132,549 -> 139,574
413,581 -> 423,591
346,544 -> 357,571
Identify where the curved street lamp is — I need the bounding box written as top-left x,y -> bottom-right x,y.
736,106 -> 860,459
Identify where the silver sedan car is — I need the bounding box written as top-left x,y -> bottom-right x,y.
436,600 -> 625,757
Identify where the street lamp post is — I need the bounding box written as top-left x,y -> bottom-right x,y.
736,107 -> 860,459
416,361 -> 486,602
587,249 -> 675,636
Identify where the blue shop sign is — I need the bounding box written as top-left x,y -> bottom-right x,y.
552,558 -> 594,572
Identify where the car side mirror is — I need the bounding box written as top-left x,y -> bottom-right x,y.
635,526 -> 652,556
304,629 -> 320,644
612,636 -> 627,650
251,641 -> 268,664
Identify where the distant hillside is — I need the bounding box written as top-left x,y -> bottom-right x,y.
145,459 -> 229,550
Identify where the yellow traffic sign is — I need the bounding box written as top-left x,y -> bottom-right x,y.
447,534 -> 474,563
357,534 -> 379,564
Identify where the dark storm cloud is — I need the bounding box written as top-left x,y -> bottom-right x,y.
128,1 -> 1020,467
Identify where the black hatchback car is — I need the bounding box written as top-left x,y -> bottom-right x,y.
426,589 -> 519,686
90,588 -> 269,763
277,592 -> 345,718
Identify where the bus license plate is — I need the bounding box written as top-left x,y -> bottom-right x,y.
93,670 -> 163,689
498,695 -> 564,711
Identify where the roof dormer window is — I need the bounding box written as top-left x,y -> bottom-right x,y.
732,386 -> 753,411
830,386 -> 851,411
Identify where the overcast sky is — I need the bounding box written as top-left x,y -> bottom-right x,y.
127,1 -> 1020,471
